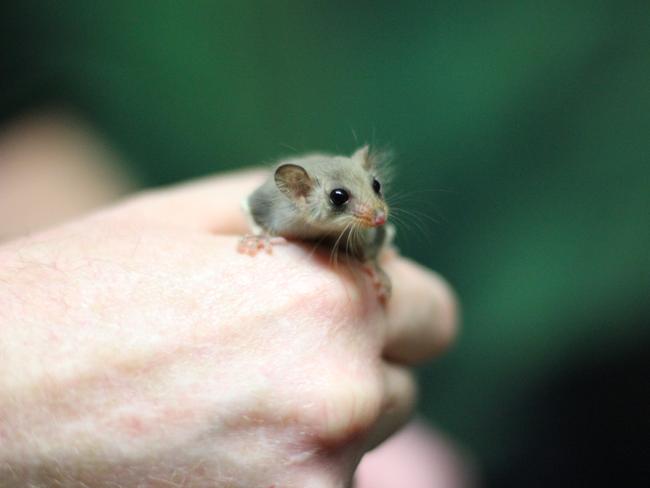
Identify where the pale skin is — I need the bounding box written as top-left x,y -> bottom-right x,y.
0,113 -> 460,487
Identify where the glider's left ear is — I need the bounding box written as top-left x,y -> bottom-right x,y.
274,163 -> 313,200
351,144 -> 372,169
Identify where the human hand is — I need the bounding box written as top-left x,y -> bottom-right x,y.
0,170 -> 457,487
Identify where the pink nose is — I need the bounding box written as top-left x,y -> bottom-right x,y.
374,212 -> 386,226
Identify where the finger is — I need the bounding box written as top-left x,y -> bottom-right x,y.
115,169 -> 268,234
362,363 -> 418,451
355,419 -> 472,488
382,257 -> 459,365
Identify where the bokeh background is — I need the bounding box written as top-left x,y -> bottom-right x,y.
1,1 -> 648,486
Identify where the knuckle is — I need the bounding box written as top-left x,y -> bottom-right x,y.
383,366 -> 417,415
435,280 -> 460,352
297,368 -> 384,447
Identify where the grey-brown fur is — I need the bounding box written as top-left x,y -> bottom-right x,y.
245,147 -> 391,261
242,146 -> 394,298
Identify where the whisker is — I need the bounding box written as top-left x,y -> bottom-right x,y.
388,214 -> 415,234
388,208 -> 437,247
278,143 -> 300,153
350,126 -> 358,145
391,206 -> 441,225
304,231 -> 334,261
330,221 -> 353,269
346,221 -> 360,260
386,188 -> 455,210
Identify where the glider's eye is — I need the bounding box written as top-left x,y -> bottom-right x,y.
329,189 -> 349,207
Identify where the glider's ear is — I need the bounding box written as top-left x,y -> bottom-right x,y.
352,144 -> 372,169
274,164 -> 313,200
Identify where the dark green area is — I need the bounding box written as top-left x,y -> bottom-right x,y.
2,1 -> 648,484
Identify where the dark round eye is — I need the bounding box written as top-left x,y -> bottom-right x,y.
329,188 -> 349,207
372,178 -> 381,194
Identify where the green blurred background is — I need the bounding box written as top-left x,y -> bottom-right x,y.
2,1 -> 648,485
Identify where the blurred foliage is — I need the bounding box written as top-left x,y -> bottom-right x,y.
2,1 -> 648,484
